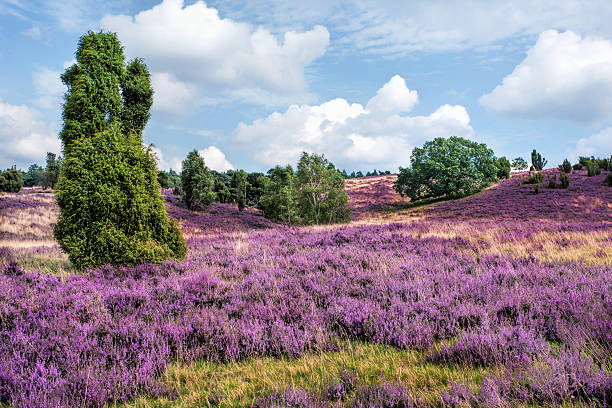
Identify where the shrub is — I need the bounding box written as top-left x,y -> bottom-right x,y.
395,136 -> 498,201
0,168 -> 23,192
572,163 -> 583,171
547,173 -> 557,189
54,31 -> 186,269
512,157 -> 528,171
559,172 -> 570,188
523,172 -> 545,184
606,173 -> 612,187
559,159 -> 571,174
534,184 -> 540,194
260,165 -> 298,223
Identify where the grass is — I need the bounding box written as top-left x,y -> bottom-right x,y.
118,342 -> 487,408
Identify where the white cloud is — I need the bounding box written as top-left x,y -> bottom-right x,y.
199,145 -> 234,172
480,30 -> 612,124
100,0 -> 329,112
233,75 -> 473,170
0,98 -> 60,169
148,145 -> 182,172
575,128 -> 612,159
32,68 -> 64,110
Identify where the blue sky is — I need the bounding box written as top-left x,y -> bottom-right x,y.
1,0 -> 611,173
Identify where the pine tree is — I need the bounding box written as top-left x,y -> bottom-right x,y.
54,31 -> 186,269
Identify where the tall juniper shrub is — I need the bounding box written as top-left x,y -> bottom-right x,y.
54,32 -> 186,269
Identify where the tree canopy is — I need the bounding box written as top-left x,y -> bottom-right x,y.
394,136 -> 498,202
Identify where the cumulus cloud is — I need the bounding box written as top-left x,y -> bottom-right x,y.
574,128 -> 612,158
234,75 -> 473,170
100,0 -> 329,112
480,30 -> 612,123
0,99 -> 60,169
199,146 -> 234,172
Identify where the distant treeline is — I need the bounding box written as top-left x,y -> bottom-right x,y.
340,169 -> 392,178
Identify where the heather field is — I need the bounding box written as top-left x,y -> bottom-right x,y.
0,170 -> 611,407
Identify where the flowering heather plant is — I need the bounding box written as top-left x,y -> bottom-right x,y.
0,171 -> 610,406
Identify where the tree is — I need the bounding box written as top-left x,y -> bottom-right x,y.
394,136 -> 498,202
54,31 -> 186,269
530,149 -> 547,171
211,170 -> 232,203
260,165 -> 298,223
231,170 -> 249,212
511,157 -> 528,171
157,170 -> 171,188
181,150 -> 216,210
0,168 -> 23,192
246,172 -> 265,207
494,156 -> 511,179
42,152 -> 61,189
295,152 -> 350,225
23,164 -> 43,187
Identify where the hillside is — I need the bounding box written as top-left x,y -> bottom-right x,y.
0,170 -> 610,407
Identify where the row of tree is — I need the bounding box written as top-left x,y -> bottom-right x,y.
0,153 -> 62,192
178,150 -> 350,225
340,169 -> 392,178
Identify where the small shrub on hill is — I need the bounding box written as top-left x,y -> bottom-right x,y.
559,159 -> 571,174
606,173 -> 612,187
572,163 -> 583,171
559,172 -> 570,188
547,173 -> 557,189
523,172 -> 545,185
534,184 -> 540,194
531,149 -> 547,171
586,160 -> 601,177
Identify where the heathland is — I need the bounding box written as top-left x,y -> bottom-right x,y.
0,168 -> 610,407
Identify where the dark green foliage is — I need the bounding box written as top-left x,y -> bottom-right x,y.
572,163 -> 583,171
157,170 -> 170,188
295,152 -> 350,225
606,173 -> 612,187
181,150 -> 216,210
559,172 -> 570,188
534,184 -> 540,194
0,168 -> 23,192
530,149 -> 547,171
54,31 -> 186,269
523,172 -> 545,184
231,170 -> 249,212
494,156 -> 511,179
560,159 -> 571,174
211,170 -> 232,203
23,164 -> 43,187
42,152 -> 61,189
260,154 -> 350,225
246,172 -> 265,207
394,136 -> 498,201
511,157 -> 528,171
597,158 -> 609,171
342,169 -> 391,178
260,165 -> 298,223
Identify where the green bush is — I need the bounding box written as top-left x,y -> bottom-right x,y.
0,168 -> 23,192
534,184 -> 540,194
572,163 -> 583,171
559,172 -> 570,188
606,173 -> 612,187
523,172 -> 545,184
54,31 -> 186,269
547,173 -> 557,189
559,159 -> 571,174
530,149 -> 547,171
260,165 -> 298,223
395,136 -> 498,201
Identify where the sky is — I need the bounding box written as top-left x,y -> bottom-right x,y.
1,0 -> 612,173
